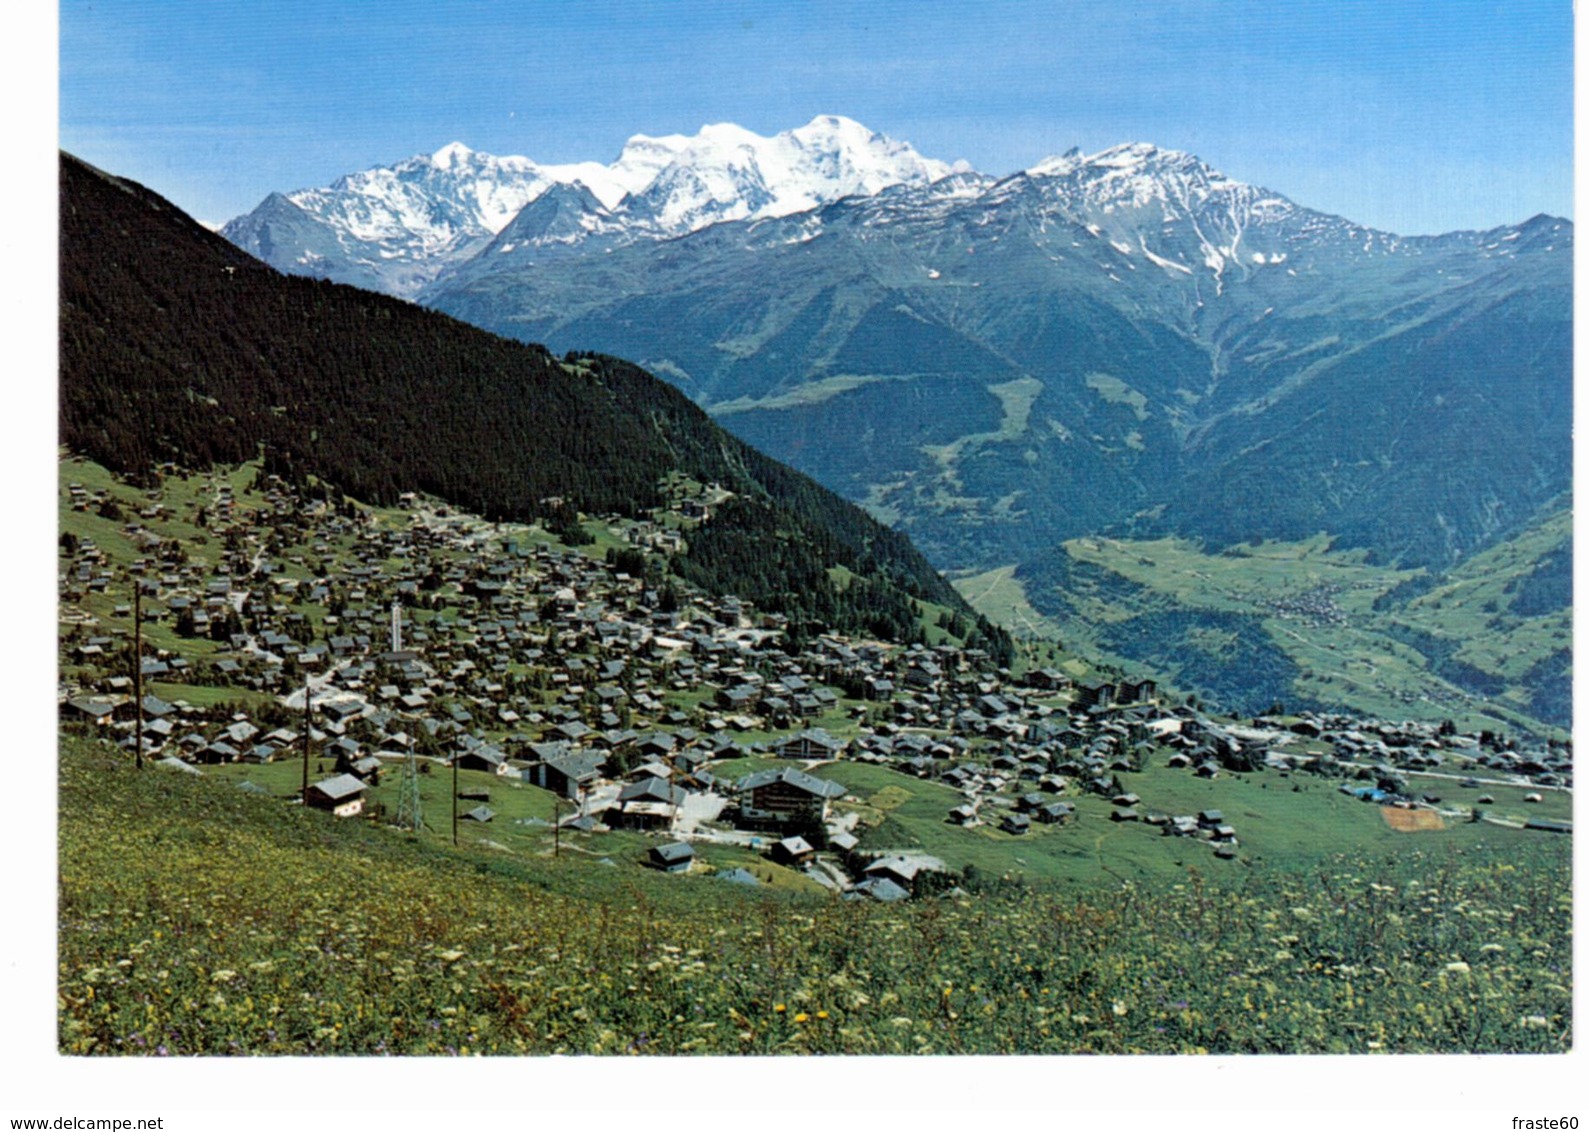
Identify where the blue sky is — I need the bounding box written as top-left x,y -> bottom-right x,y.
60,0 -> 1572,234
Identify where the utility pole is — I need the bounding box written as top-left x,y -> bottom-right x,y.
132,581 -> 144,770
553,795 -> 561,858
451,752 -> 459,847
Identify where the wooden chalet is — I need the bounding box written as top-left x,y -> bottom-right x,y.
770,835 -> 816,868
773,728 -> 846,760
534,751 -> 606,799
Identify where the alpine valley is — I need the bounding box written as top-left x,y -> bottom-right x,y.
223,117 -> 1572,733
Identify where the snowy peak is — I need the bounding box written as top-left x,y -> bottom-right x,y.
1023,141 -> 1285,216
618,114 -> 954,233
479,180 -> 628,263
1011,142 -> 1313,287
430,141 -> 476,169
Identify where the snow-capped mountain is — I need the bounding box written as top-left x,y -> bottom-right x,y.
221,115 -> 954,297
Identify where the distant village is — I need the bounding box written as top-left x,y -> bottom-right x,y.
59,461 -> 1574,897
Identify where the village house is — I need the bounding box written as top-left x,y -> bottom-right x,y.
859,854 -> 943,895
606,775 -> 687,831
534,751 -> 606,799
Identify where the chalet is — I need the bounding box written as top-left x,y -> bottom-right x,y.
196,740 -> 239,765
1074,681 -> 1116,710
535,752 -> 606,799
648,842 -> 695,873
863,677 -> 895,701
1000,813 -> 1032,835
63,697 -> 117,726
607,776 -> 687,831
1025,668 -> 1071,692
673,748 -> 709,775
861,854 -> 942,894
115,693 -> 176,721
1027,795 -> 1067,820
630,760 -> 673,783
547,720 -> 592,744
941,766 -> 976,791
977,694 -> 1012,717
716,685 -> 760,713
305,774 -> 367,818
1117,678 -> 1158,704
455,746 -> 509,775
634,733 -> 676,759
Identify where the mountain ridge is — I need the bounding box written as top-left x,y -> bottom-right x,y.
416,135 -> 1570,575
221,115 -> 954,297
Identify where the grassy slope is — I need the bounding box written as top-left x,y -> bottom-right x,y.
1396,509 -> 1573,684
